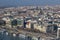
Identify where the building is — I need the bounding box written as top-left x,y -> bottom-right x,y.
17,18 -> 24,27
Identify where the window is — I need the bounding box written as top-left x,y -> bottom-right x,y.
11,19 -> 17,26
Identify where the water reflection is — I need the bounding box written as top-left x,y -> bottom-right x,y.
0,31 -> 40,40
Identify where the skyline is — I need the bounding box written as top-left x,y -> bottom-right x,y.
0,0 -> 60,7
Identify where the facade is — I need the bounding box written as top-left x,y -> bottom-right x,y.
2,17 -> 11,28
26,20 -> 31,29
57,28 -> 60,38
17,18 -> 24,27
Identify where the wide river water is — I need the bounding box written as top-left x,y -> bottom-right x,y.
0,30 -> 39,40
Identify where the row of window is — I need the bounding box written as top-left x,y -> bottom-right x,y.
0,19 -> 23,26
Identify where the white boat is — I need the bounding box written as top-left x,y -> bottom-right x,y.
6,32 -> 8,35
19,34 -> 26,38
13,33 -> 16,37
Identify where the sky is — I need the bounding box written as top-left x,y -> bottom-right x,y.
0,0 -> 60,7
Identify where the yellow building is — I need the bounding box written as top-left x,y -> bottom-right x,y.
37,25 -> 47,33
26,20 -> 37,29
34,24 -> 47,33
26,20 -> 31,29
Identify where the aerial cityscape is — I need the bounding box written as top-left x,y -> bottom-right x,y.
0,0 -> 60,40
